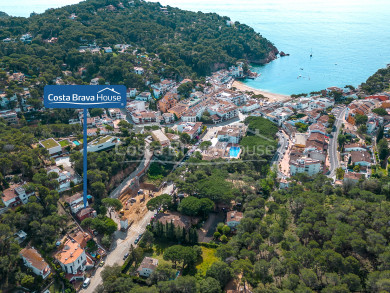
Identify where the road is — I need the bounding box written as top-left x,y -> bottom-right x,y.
328,107 -> 347,179
110,143 -> 153,199
84,183 -> 174,293
272,130 -> 288,178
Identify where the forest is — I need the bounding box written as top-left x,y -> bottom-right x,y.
360,66 -> 390,95
0,0 -> 277,86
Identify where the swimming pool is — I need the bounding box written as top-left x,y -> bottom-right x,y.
73,140 -> 80,146
229,147 -> 241,158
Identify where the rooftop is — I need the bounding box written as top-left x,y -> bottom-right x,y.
20,247 -> 49,271
40,138 -> 60,149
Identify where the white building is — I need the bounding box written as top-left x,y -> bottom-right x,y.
86,136 -> 120,152
217,123 -> 247,144
65,192 -> 88,214
134,67 -> 144,75
290,158 -> 321,176
151,129 -> 170,147
39,138 -> 62,155
20,247 -> 51,279
55,238 -> 87,275
1,184 -> 35,207
137,257 -> 158,277
127,88 -> 137,98
135,92 -> 152,102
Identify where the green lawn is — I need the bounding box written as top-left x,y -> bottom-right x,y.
59,140 -> 70,147
143,242 -> 218,276
144,242 -> 172,266
195,246 -> 218,276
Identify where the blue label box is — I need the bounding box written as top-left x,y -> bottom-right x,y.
44,85 -> 127,108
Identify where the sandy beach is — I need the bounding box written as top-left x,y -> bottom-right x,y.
232,80 -> 291,103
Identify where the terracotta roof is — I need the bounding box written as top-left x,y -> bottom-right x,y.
20,247 -> 49,272
226,211 -> 243,223
350,151 -> 371,163
69,230 -> 92,249
137,257 -> 158,272
55,238 -> 84,265
65,192 -> 83,204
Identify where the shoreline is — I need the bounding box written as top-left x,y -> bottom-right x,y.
232,80 -> 291,102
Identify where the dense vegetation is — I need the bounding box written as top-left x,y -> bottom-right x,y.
361,66 -> 390,94
0,0 -> 277,87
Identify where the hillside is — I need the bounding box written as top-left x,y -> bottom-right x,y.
0,0 -> 277,80
360,65 -> 390,94
0,11 -> 9,19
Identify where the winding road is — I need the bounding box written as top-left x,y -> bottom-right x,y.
328,106 -> 347,179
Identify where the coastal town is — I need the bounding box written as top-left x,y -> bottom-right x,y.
3,46 -> 390,290
1,1 -> 390,293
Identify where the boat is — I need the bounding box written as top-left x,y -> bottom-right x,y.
310,48 -> 313,58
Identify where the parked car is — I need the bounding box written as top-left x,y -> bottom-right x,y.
99,261 -> 105,267
123,253 -> 129,260
83,278 -> 91,288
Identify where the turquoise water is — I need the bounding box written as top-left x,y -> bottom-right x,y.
230,147 -> 240,158
149,0 -> 390,95
73,140 -> 80,146
4,0 -> 390,95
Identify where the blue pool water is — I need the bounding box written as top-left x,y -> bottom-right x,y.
230,147 -> 240,158
73,140 -> 80,146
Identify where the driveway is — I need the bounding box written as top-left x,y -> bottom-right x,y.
83,184 -> 174,292
110,143 -> 153,199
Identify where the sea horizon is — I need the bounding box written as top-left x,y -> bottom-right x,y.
2,0 -> 390,95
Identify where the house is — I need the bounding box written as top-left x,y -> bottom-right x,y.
1,184 -> 35,207
0,110 -> 18,124
20,247 -> 51,279
158,93 -> 179,112
47,166 -> 79,191
308,123 -> 326,135
344,143 -> 366,152
134,67 -> 144,75
65,192 -> 88,214
350,151 -> 371,167
168,104 -> 189,119
20,33 -> 32,43
155,212 -> 196,230
162,112 -> 175,124
54,237 -> 93,280
177,122 -> 203,139
14,230 -> 27,244
76,207 -> 97,221
131,111 -> 161,124
135,92 -> 152,102
86,136 -> 120,152
217,123 -> 247,144
290,157 -> 321,176
226,211 -> 243,228
151,129 -> 170,147
137,257 -> 158,277
90,77 -> 100,85
240,100 -> 260,113
39,138 -> 62,155
343,172 -> 365,183
127,88 -> 137,98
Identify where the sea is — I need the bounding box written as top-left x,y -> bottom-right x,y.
3,0 -> 390,95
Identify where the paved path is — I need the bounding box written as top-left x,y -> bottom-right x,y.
110,143 -> 152,199
83,184 -> 174,292
328,107 -> 347,179
273,130 -> 288,178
